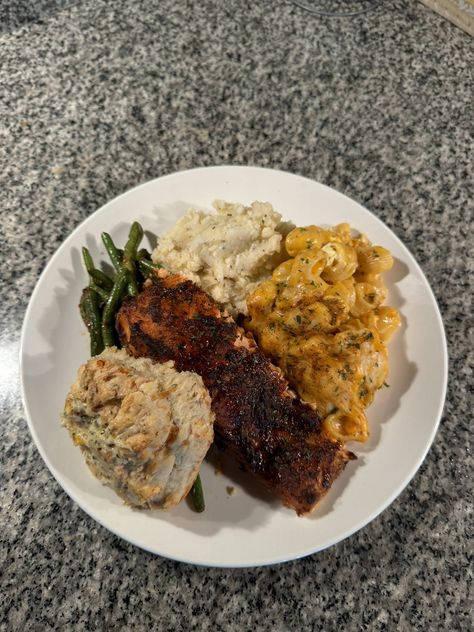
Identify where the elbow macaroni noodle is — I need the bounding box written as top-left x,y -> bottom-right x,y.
246,223 -> 401,443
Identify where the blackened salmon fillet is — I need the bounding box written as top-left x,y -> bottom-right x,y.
116,274 -> 354,514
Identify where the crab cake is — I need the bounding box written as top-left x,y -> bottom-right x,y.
62,348 -> 214,509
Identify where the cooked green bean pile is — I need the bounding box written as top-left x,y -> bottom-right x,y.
79,221 -> 205,512
80,222 -> 161,355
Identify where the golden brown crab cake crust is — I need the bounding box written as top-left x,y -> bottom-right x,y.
62,347 -> 214,509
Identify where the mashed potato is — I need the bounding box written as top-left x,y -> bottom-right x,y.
152,200 -> 286,316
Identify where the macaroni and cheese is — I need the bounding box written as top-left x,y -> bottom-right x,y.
245,223 -> 400,443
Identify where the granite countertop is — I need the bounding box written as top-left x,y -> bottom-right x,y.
1,0 -> 472,629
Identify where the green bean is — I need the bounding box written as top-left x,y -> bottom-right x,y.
82,246 -> 95,275
102,228 -> 142,296
79,288 -> 104,356
190,474 -> 205,513
88,282 -> 109,302
137,259 -> 160,279
138,258 -> 161,271
137,260 -> 151,279
137,248 -> 152,261
137,246 -> 161,280
90,268 -> 113,290
122,222 -> 144,297
123,222 -> 143,270
126,276 -> 138,297
82,247 -> 114,290
101,270 -> 128,347
101,233 -> 122,272
102,232 -> 134,294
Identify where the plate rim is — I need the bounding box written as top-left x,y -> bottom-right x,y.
19,165 -> 448,567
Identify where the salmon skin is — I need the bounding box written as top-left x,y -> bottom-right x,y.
116,274 -> 355,514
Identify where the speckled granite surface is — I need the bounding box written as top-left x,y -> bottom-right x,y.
1,0 -> 473,629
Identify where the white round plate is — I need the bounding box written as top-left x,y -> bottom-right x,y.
20,166 -> 447,567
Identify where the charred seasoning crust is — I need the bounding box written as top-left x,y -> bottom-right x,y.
117,276 -> 355,515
